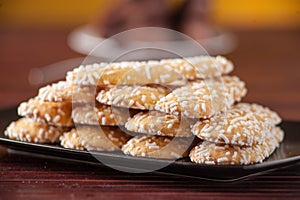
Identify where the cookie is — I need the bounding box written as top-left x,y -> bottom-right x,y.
18,98 -> 73,127
191,103 -> 279,146
4,118 -> 65,143
189,126 -> 284,165
161,55 -> 233,79
72,104 -> 140,126
234,103 -> 281,125
97,85 -> 169,110
72,104 -> 118,126
66,61 -> 181,86
66,62 -> 106,85
125,111 -> 197,137
155,76 -> 247,118
66,56 -> 233,86
121,135 -> 195,159
77,126 -> 131,151
38,81 -> 98,103
60,128 -> 85,150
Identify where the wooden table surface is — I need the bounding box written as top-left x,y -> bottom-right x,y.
0,27 -> 300,199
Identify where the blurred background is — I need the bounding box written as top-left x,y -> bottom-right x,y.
0,0 -> 299,119
0,0 -> 299,29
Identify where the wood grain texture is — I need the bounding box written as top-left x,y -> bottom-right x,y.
0,27 -> 300,199
0,149 -> 299,200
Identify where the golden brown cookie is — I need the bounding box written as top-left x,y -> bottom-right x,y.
72,104 -> 118,126
125,111 -> 196,137
18,98 -> 73,127
66,62 -> 106,85
189,126 -> 284,165
99,61 -> 185,86
66,61 -> 182,86
161,55 -> 233,79
38,81 -> 98,103
191,103 -> 280,146
60,128 -> 85,150
4,118 -> 65,143
121,135 -> 195,159
72,104 -> 139,126
97,85 -> 169,110
66,56 -> 233,86
234,103 -> 281,125
155,76 -> 247,118
76,126 -> 131,151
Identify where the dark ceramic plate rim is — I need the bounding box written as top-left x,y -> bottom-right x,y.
0,107 -> 299,181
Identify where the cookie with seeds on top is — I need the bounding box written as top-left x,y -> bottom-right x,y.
66,62 -> 106,86
72,104 -> 140,126
125,111 -> 197,137
97,85 -> 169,110
161,55 -> 233,80
60,128 -> 85,150
66,56 -> 233,86
76,126 -> 131,151
189,126 -> 284,165
66,61 -> 183,86
37,81 -> 98,103
18,98 -> 73,127
191,103 -> 281,146
234,103 -> 281,125
121,135 -> 195,159
155,76 -> 247,119
4,118 -> 66,143
98,61 -> 185,86
72,104 -> 119,126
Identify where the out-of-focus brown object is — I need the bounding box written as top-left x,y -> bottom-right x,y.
93,0 -> 215,40
94,0 -> 172,38
175,0 -> 215,39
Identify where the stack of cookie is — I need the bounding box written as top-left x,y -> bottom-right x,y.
189,103 -> 283,165
5,81 -> 131,151
5,81 -> 74,144
64,56 -> 237,159
4,55 -> 284,165
121,75 -> 248,159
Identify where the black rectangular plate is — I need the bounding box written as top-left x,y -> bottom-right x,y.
0,107 -> 299,181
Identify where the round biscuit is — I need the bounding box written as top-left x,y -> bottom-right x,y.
18,98 -> 73,127
155,76 -> 247,118
38,81 -> 100,103
161,55 -> 233,79
191,103 -> 281,146
77,126 -> 131,151
72,104 -> 140,126
72,104 -> 119,126
66,61 -> 183,86
125,111 -> 196,137
97,62 -> 183,86
60,128 -> 85,150
66,56 -> 233,86
4,118 -> 65,143
97,85 -> 169,110
234,103 -> 281,125
189,126 -> 284,165
121,135 -> 194,159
